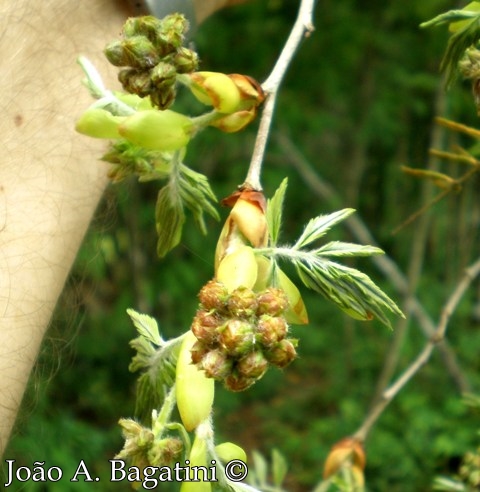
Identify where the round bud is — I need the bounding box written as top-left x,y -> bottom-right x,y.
256,288 -> 289,317
218,319 -> 255,357
118,68 -> 154,98
236,350 -> 269,379
150,88 -> 176,110
200,348 -> 233,380
191,310 -> 223,346
198,280 -> 229,312
224,372 -> 256,392
151,62 -> 177,90
174,47 -> 199,74
264,339 -> 297,368
227,286 -> 258,318
256,315 -> 288,347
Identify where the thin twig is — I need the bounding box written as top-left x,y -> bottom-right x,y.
242,0 -> 317,190
275,130 -> 471,393
353,257 -> 480,443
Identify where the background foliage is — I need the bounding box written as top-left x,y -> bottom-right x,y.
4,1 -> 480,491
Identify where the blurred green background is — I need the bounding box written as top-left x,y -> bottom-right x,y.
4,1 -> 480,491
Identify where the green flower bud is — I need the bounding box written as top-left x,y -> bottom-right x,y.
105,36 -> 159,69
256,288 -> 289,317
118,68 -> 153,97
236,350 -> 268,379
116,419 -> 154,461
264,339 -> 297,369
191,310 -> 223,345
75,108 -> 124,139
123,15 -> 164,41
215,442 -> 247,464
174,47 -> 199,74
198,280 -> 229,312
151,62 -> 177,90
118,109 -> 192,151
224,372 -> 256,392
200,348 -> 233,379
150,88 -> 177,110
227,286 -> 258,318
256,315 -> 288,347
148,437 -> 183,466
158,13 -> 188,50
218,319 -> 255,357
176,332 -> 215,431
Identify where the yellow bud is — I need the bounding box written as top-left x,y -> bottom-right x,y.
118,109 -> 192,151
216,245 -> 258,292
209,109 -> 257,133
215,442 -> 247,464
275,267 -> 309,325
176,331 -> 215,432
180,435 -> 212,492
253,257 -> 308,325
214,190 -> 267,272
188,72 -> 241,113
75,108 -> 125,139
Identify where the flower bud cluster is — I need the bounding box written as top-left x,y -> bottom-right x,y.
459,448 -> 480,488
104,14 -> 198,109
190,280 -> 297,391
116,418 -> 183,471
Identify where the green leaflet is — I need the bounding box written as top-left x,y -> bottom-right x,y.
126,308 -> 182,423
421,3 -> 480,86
266,177 -> 288,247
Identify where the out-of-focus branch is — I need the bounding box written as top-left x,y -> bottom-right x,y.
275,130 -> 471,393
243,0 -> 316,190
353,257 -> 480,442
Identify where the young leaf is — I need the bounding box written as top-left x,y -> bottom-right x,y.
271,448 -> 288,489
155,184 -> 186,257
293,256 -> 403,327
251,450 -> 269,488
293,209 -> 355,250
315,241 -> 384,257
266,177 -> 288,247
127,308 -> 163,346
